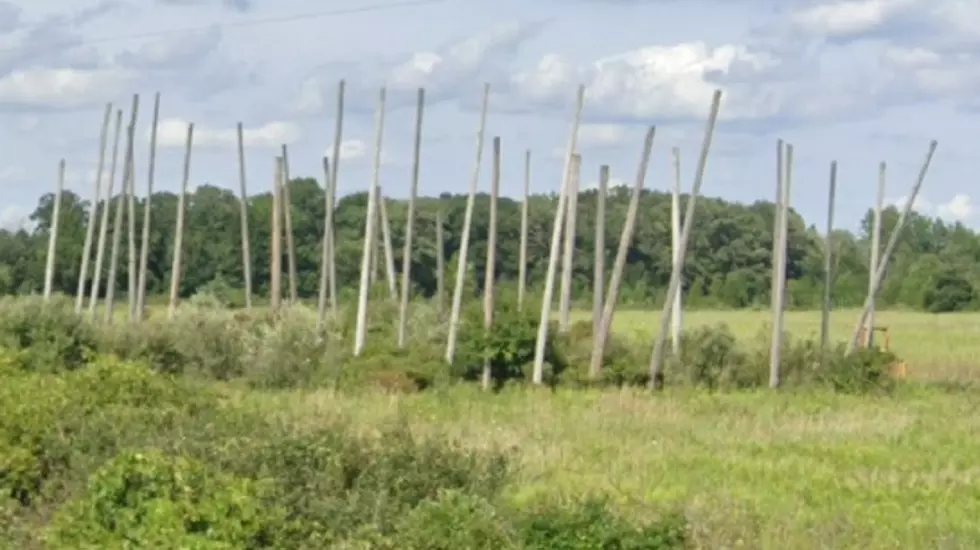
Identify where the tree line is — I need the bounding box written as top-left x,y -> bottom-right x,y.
7,175 -> 978,312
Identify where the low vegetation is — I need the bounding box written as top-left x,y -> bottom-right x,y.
1,295 -> 975,548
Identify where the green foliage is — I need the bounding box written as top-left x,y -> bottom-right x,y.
0,295 -> 97,372
46,451 -> 285,549
517,498 -> 688,549
383,490 -> 517,549
17,182 -> 980,313
455,295 -> 563,388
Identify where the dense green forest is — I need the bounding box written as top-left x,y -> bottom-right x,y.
6,176 -> 978,311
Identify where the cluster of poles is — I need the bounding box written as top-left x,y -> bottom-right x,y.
36,81 -> 937,391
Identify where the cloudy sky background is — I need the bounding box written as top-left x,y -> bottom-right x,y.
0,0 -> 975,232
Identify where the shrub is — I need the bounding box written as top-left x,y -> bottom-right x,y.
555,320 -> 648,388
45,450 -> 286,549
381,490 -> 517,549
214,422 -> 512,545
516,497 -> 688,549
454,296 -> 564,388
0,295 -> 98,373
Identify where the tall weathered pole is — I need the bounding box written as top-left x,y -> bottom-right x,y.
75,103 -> 112,313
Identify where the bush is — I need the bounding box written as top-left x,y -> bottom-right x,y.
45,451 -> 286,549
555,320 -> 648,388
214,422 -> 511,546
381,490 -> 517,549
0,296 -> 98,373
454,296 -> 565,388
516,497 -> 688,549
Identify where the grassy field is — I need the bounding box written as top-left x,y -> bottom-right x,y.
600,308 -> 980,381
82,303 -> 980,547
256,307 -> 979,548
246,384 -> 980,548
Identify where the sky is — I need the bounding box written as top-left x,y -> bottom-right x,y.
0,0 -> 976,234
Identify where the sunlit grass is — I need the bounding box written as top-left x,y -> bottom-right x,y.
241,384 -> 980,549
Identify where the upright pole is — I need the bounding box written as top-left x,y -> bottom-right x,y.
847,141 -> 938,353
43,160 -> 66,300
89,109 -> 123,316
592,164 -> 608,334
647,90 -> 723,389
866,162 -> 885,347
397,88 -> 426,348
75,103 -> 112,313
819,161 -> 838,360
532,84 -> 585,384
518,149 -> 531,311
481,136 -> 501,390
589,128 -> 656,379
167,123 -> 193,320
236,122 -> 253,309
353,88 -> 386,356
558,152 -> 581,332
769,142 -> 793,388
136,92 -> 160,319
445,83 -> 490,364
280,144 -> 298,304
669,147 -> 683,353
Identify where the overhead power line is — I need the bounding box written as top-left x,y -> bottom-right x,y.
6,0 -> 446,57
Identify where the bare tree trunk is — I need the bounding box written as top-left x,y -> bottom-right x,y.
649,90 -> 723,390
558,152 -> 581,332
354,88 -> 387,356
588,128 -> 655,379
106,97 -> 139,324
866,162 -> 885,346
167,123 -> 194,320
136,93 -> 160,320
445,82 -> 490,364
280,144 -> 299,304
76,103 -> 112,313
89,109 -> 123,317
592,164 -> 608,334
235,122 -> 253,310
43,159 -> 66,300
518,149 -> 531,311
482,136 -> 501,390
847,141 -> 938,353
532,84 -> 585,385
397,87 -> 426,348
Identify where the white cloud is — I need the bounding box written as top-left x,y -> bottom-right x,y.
890,194 -> 976,222
115,27 -> 222,69
0,68 -> 132,108
791,0 -> 913,38
509,42 -> 780,121
294,21 -> 539,113
938,194 -> 973,221
323,139 -> 368,161
550,124 -> 633,158
578,124 -> 631,148
891,194 -> 932,213
155,119 -> 301,149
323,139 -> 392,165
0,205 -> 31,232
